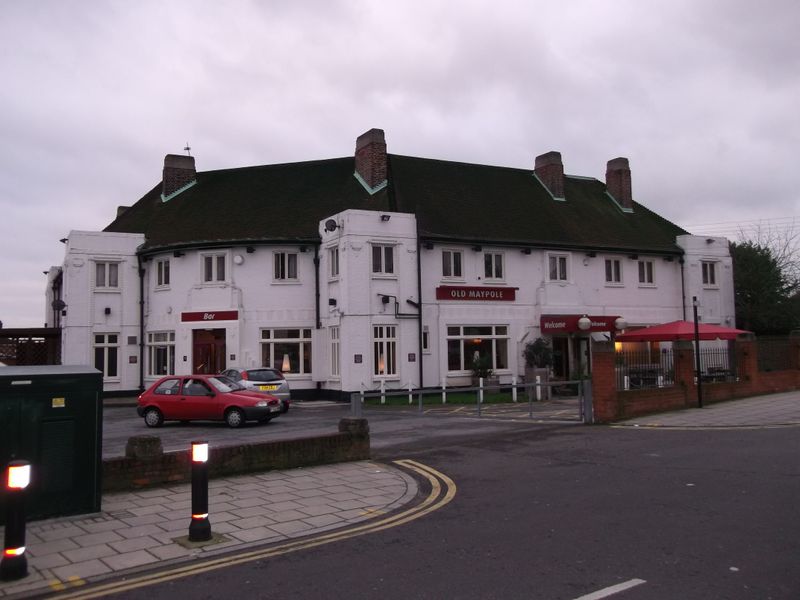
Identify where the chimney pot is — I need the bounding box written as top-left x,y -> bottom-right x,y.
354,128 -> 387,192
534,151 -> 564,199
162,154 -> 196,198
606,157 -> 633,209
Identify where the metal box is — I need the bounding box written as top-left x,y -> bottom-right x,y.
0,365 -> 103,522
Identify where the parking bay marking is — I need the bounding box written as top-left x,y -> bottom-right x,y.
573,578 -> 646,600
52,459 -> 456,600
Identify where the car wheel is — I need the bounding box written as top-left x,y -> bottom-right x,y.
144,407 -> 164,428
225,407 -> 245,428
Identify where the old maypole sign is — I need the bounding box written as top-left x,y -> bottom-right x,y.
435,286 -> 517,301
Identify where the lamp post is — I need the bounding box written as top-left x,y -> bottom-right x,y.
1,461 -> 31,581
693,296 -> 703,408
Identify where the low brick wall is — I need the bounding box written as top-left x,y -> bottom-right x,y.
592,338 -> 800,423
103,420 -> 370,492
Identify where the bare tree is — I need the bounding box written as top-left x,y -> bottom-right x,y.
737,218 -> 800,289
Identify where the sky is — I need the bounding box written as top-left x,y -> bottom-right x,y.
1,0 -> 798,327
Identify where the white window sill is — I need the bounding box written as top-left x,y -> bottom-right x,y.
371,274 -> 397,280
94,288 -> 121,293
637,283 -> 657,288
271,280 -> 302,285
604,282 -> 624,287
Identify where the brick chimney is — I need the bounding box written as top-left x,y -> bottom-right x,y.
606,157 -> 633,209
354,128 -> 387,191
534,151 -> 565,199
162,154 -> 196,199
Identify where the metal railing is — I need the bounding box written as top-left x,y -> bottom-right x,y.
349,378 -> 593,423
615,349 -> 675,390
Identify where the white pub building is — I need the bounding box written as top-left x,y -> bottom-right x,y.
45,129 -> 734,398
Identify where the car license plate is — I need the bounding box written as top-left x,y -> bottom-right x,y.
269,405 -> 280,412
259,385 -> 278,391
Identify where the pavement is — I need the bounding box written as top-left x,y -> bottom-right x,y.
0,461 -> 418,599
613,389 -> 800,428
1,390 -> 798,598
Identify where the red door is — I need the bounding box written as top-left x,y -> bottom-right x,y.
192,329 -> 226,374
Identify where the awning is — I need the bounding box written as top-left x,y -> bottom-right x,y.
615,320 -> 751,342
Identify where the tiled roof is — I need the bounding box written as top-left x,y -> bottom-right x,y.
106,153 -> 686,254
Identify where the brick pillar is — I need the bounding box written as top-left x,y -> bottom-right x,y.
735,338 -> 759,393
673,340 -> 696,407
590,341 -> 620,423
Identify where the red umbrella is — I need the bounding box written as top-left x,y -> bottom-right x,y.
615,320 -> 751,342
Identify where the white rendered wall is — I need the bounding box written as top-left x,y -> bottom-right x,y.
677,235 -> 735,325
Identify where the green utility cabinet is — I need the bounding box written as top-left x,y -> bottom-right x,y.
0,365 -> 103,522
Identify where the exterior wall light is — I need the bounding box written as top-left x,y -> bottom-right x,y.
614,317 -> 627,331
577,315 -> 592,331
380,214 -> 391,222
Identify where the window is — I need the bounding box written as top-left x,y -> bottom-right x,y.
638,260 -> 655,285
484,252 -> 504,280
373,325 -> 397,376
156,259 -> 170,287
154,378 -> 181,395
183,378 -> 213,396
95,262 -> 119,289
548,253 -> 569,281
261,328 -> 312,375
274,252 -> 298,281
147,331 -> 175,376
330,326 -> 340,377
702,261 -> 717,286
605,258 -> 622,284
446,325 -> 509,373
329,247 -> 339,278
372,244 -> 395,275
203,253 -> 226,283
442,250 -> 463,278
422,326 -> 430,353
94,333 -> 119,378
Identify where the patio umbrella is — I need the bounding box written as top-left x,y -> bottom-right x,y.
615,320 -> 751,342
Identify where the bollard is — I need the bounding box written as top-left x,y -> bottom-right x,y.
1,461 -> 31,581
380,379 -> 386,404
442,379 -> 447,404
535,375 -> 542,401
512,376 -> 517,402
188,441 -> 212,542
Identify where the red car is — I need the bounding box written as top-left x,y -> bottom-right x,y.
137,374 -> 282,428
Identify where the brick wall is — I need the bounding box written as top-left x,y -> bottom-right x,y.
591,338 -> 800,423
102,426 -> 370,492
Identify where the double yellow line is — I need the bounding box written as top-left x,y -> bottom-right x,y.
51,460 -> 456,599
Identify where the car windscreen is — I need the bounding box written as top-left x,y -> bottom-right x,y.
247,369 -> 282,381
209,376 -> 242,393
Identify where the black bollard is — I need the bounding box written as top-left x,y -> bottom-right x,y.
188,441 -> 211,542
1,461 -> 31,581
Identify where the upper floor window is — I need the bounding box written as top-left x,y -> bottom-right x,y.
442,249 -> 463,278
702,261 -> 717,286
203,253 -> 226,283
372,244 -> 395,276
548,253 -> 569,282
605,258 -> 622,284
274,252 -> 298,281
328,247 -> 339,279
638,260 -> 655,285
484,252 -> 504,280
95,262 -> 119,289
156,259 -> 170,287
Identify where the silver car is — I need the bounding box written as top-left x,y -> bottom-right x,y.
220,367 -> 291,413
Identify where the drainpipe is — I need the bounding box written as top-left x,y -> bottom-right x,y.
679,257 -> 687,321
313,243 -> 322,396
137,254 -> 145,392
416,229 -> 424,389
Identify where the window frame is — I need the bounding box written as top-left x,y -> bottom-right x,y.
94,261 -> 120,290
483,251 -> 504,281
330,326 -> 340,378
94,332 -> 119,379
147,331 -> 176,377
442,249 -> 464,280
260,328 -> 312,376
372,324 -> 398,378
604,258 -> 623,285
371,243 -> 396,277
701,261 -> 717,287
445,325 -> 509,374
156,258 -> 170,288
274,251 -> 299,282
638,259 -> 655,286
547,252 -> 570,282
201,252 -> 227,284
328,246 -> 340,279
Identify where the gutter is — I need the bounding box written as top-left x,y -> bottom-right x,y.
137,254 -> 145,392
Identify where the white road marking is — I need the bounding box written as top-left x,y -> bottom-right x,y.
573,578 -> 646,600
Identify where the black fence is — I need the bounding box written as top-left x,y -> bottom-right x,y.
0,328 -> 61,366
615,345 -> 739,390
